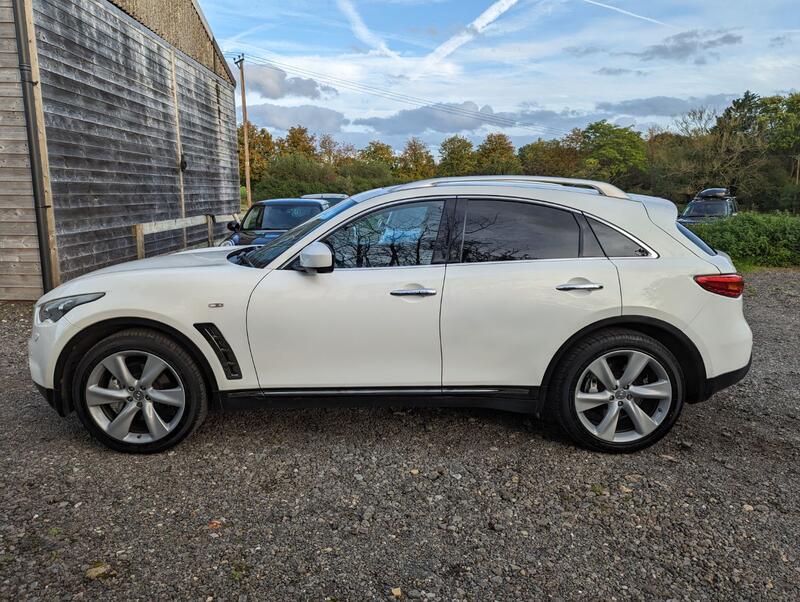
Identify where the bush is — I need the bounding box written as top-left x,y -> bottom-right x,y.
689,212 -> 800,267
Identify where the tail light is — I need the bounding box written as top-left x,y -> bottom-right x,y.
694,274 -> 744,298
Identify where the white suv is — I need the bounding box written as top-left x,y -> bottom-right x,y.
28,177 -> 752,453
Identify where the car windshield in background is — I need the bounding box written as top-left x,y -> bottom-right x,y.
683,201 -> 728,217
246,199 -> 358,268
242,204 -> 322,231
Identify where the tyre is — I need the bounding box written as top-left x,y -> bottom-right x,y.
549,329 -> 684,453
72,328 -> 208,453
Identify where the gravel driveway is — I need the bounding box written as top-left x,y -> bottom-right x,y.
1,269 -> 798,601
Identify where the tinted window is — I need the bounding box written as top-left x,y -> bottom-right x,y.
325,201 -> 445,268
587,217 -> 651,257
248,199 -> 357,268
677,223 -> 716,256
460,200 -> 580,263
683,201 -> 729,217
243,203 -> 321,230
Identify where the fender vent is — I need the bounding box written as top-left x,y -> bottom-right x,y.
194,323 -> 242,380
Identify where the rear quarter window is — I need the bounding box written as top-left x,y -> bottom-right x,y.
586,217 -> 651,258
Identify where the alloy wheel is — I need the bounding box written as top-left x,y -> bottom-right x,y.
84,351 -> 186,444
573,349 -> 673,444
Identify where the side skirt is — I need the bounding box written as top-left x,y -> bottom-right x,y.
219,386 -> 542,415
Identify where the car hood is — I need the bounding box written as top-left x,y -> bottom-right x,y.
678,215 -> 724,224
77,247 -> 240,277
225,230 -> 285,246
36,247 -> 252,304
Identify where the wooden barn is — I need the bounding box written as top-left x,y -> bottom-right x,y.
1,0 -> 240,301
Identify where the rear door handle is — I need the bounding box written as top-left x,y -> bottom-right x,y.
556,282 -> 604,291
390,288 -> 438,297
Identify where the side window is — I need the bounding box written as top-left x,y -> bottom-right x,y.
460,200 -> 580,263
586,217 -> 651,257
324,201 -> 445,268
241,206 -> 264,230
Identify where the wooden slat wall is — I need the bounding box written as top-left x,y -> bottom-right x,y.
31,0 -> 239,281
0,0 -> 42,301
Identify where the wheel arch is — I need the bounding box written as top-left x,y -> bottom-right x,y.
539,316 -> 707,406
54,317 -> 220,415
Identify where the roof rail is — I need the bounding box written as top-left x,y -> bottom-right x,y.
402,176 -> 630,200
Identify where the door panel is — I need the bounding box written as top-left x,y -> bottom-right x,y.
248,267 -> 445,388
440,259 -> 621,387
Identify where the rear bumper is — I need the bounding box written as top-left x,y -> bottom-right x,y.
695,354 -> 752,403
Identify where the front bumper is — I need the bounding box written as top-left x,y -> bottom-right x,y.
34,383 -> 70,417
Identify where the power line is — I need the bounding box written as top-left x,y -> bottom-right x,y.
222,50 -> 570,138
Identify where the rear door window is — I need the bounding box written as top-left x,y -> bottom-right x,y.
458,200 -> 581,263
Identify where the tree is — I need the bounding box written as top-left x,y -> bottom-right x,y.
359,140 -> 397,170
475,133 -> 521,175
397,137 -> 435,180
437,135 -> 476,176
518,138 -> 583,177
577,121 -> 646,185
237,123 -> 275,184
278,125 -> 318,158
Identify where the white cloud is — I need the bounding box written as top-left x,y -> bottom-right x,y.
248,103 -> 349,132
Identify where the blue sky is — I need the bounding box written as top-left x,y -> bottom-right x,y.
198,0 -> 799,151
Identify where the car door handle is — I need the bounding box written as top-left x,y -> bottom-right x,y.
390,288 -> 438,297
556,282 -> 604,291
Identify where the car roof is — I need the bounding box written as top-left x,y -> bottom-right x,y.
301,193 -> 348,200
254,198 -> 326,206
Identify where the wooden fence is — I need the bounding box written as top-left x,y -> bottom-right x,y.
132,213 -> 236,259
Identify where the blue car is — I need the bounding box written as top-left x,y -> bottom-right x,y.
222,198 -> 330,247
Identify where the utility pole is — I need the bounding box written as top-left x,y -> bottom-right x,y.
234,54 -> 252,209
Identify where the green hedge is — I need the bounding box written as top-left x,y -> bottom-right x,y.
689,212 -> 800,267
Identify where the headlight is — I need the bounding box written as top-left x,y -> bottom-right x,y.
37,293 -> 105,324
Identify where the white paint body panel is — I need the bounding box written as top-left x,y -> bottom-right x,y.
248,266 -> 445,388
28,179 -> 752,401
440,259 -> 621,386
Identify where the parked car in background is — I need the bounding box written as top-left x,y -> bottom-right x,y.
302,193 -> 349,206
222,198 -> 329,247
29,176 -> 751,454
678,188 -> 738,225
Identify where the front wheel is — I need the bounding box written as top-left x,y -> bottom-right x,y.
550,329 -> 684,453
73,329 -> 208,453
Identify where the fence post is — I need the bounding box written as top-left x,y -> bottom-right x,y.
133,224 -> 144,259
206,215 -> 215,247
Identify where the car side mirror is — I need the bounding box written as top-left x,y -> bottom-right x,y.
227,220 -> 240,232
298,242 -> 334,274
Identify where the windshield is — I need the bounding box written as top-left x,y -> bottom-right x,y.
246,199 -> 358,268
682,201 -> 729,217
241,203 -> 322,230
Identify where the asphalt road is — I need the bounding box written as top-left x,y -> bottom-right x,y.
0,269 -> 798,600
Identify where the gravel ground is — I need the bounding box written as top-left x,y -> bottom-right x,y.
0,269 -> 798,601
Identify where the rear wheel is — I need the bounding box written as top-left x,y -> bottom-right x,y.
73,329 -> 208,453
550,329 -> 684,453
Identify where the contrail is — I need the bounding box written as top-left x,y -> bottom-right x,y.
336,0 -> 399,58
580,0 -> 678,29
421,0 -> 521,69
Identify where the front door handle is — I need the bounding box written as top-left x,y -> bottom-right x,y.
556,282 -> 604,291
390,288 -> 438,297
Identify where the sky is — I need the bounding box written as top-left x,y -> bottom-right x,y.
198,0 -> 800,151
